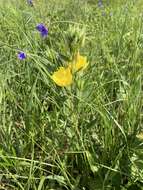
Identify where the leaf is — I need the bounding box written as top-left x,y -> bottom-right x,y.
86,151 -> 98,173
38,176 -> 46,190
47,175 -> 66,186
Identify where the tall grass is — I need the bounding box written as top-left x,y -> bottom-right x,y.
0,0 -> 143,189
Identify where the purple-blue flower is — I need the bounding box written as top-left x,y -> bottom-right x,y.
27,0 -> 33,6
18,52 -> 26,60
36,24 -> 48,37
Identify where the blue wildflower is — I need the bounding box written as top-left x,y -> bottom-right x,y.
36,24 -> 48,37
18,52 -> 26,60
27,0 -> 33,6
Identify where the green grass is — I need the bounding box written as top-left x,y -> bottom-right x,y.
0,0 -> 143,189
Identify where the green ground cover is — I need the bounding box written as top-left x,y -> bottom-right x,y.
0,0 -> 143,189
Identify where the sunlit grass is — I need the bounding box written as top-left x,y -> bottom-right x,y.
0,0 -> 143,189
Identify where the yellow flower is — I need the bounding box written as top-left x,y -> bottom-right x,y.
137,132 -> 143,140
51,67 -> 72,87
69,53 -> 88,72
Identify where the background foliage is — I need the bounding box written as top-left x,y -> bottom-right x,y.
0,0 -> 143,189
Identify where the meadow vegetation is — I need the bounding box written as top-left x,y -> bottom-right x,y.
0,0 -> 143,189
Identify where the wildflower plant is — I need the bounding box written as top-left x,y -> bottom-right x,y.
51,67 -> 72,87
27,0 -> 33,6
17,51 -> 26,60
51,52 -> 88,87
65,25 -> 86,57
36,23 -> 48,37
0,1 -> 143,190
51,25 -> 87,87
68,52 -> 88,72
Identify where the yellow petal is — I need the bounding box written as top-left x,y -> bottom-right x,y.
137,132 -> 143,140
68,53 -> 88,72
51,67 -> 72,87
76,53 -> 88,70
